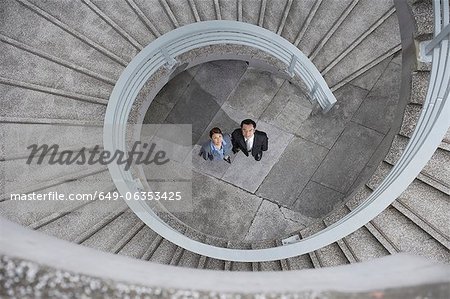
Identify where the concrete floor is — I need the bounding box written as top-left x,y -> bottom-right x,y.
143,58 -> 401,242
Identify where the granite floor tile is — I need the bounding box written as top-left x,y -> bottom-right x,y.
292,181 -> 344,218
256,137 -> 329,207
244,200 -> 307,241
174,172 -> 262,240
312,121 -> 384,194
225,68 -> 285,119
296,84 -> 368,149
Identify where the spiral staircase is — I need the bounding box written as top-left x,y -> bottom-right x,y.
0,0 -> 449,297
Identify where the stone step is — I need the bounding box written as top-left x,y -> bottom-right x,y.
251,240 -> 283,271
226,241 -> 252,271
323,206 -> 390,263
366,164 -> 449,249
81,0 -> 144,52
300,222 -> 350,267
316,1 -> 395,74
298,0 -> 355,57
324,11 -> 401,88
330,45 -> 401,92
411,0 -> 434,41
159,0 -> 181,28
241,0 -> 263,25
164,0 -> 196,26
130,0 -> 175,34
279,0 -> 317,45
0,117 -> 103,127
111,221 -> 147,254
36,190 -> 126,242
141,235 -> 164,260
218,0 -> 238,21
29,184 -> 116,230
73,206 -> 129,244
275,240 -> 314,270
371,205 -> 450,263
309,0 -> 362,61
391,200 -> 450,250
148,238 -> 181,265
0,122 -> 103,161
0,169 -> 112,226
261,0 -> 288,34
0,38 -> 114,99
191,0 -> 216,21
410,71 -> 430,105
2,0 -> 125,79
0,76 -> 108,105
0,81 -> 106,122
20,0 -> 135,64
81,210 -> 143,252
117,225 -> 160,259
200,236 -> 227,270
2,154 -> 108,197
176,229 -> 204,268
345,186 -> 400,254
84,0 -> 156,48
383,135 -> 450,194
0,165 -> 108,202
399,104 -> 449,151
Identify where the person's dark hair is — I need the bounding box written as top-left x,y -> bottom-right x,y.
209,127 -> 223,138
240,119 -> 256,129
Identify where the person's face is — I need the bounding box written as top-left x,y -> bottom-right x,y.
241,124 -> 255,139
211,133 -> 223,147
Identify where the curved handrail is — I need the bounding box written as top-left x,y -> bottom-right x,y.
104,15 -> 449,262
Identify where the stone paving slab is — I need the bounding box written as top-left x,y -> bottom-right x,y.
165,80 -> 222,137
292,181 -> 344,218
312,121 -> 384,194
260,81 -> 312,134
225,68 -> 284,119
191,60 -> 247,106
244,200 -> 308,241
143,101 -> 173,124
221,121 -> 293,193
174,172 -> 262,240
256,137 -> 329,207
352,62 -> 401,134
153,65 -> 200,108
296,84 -> 368,149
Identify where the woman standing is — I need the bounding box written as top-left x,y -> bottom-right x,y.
200,127 -> 232,163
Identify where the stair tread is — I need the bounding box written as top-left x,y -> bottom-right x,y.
314,0 -> 394,71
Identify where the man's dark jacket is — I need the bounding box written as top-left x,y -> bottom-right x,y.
231,128 -> 268,158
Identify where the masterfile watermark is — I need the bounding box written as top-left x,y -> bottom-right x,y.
3,124 -> 194,213
26,141 -> 170,171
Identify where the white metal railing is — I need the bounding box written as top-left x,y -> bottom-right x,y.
104,13 -> 449,262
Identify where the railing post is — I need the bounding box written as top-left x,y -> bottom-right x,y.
160,47 -> 178,69
287,54 -> 297,78
425,23 -> 450,54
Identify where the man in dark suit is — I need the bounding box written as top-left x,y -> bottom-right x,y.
231,119 -> 268,161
